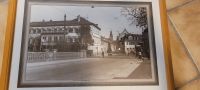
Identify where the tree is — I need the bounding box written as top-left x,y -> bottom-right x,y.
121,7 -> 148,31
121,7 -> 150,58
32,36 -> 41,52
107,43 -> 112,53
80,25 -> 94,49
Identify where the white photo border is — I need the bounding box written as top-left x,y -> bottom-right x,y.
9,0 -> 168,90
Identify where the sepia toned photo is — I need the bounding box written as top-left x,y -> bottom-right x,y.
18,1 -> 158,87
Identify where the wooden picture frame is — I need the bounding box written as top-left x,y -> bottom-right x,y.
0,0 -> 175,90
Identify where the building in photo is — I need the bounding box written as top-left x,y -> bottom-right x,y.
28,14 -> 101,53
87,23 -> 102,56
88,31 -> 117,57
117,29 -> 142,55
101,35 -> 117,56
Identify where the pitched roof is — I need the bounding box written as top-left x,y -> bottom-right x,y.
120,33 -> 142,42
121,29 -> 129,34
30,16 -> 101,30
119,29 -> 129,37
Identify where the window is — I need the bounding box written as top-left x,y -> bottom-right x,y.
59,28 -> 62,32
43,29 -> 46,33
38,29 -> 41,33
48,36 -> 52,41
54,28 -> 57,32
130,42 -> 134,45
54,36 -> 58,41
128,36 -> 133,40
69,38 -> 73,42
43,36 -> 46,40
33,29 -> 36,34
69,28 -> 73,33
48,29 -> 51,32
75,28 -> 79,33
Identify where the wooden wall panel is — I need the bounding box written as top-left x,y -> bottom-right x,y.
0,0 -> 8,76
0,0 -> 16,90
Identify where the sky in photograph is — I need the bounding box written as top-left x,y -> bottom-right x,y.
30,5 -> 144,40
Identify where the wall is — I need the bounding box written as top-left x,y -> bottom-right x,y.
166,0 -> 200,90
0,0 -> 8,76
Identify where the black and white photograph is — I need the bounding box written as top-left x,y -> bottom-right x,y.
18,1 -> 158,87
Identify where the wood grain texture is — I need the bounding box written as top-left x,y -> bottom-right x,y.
159,0 -> 175,90
0,0 -> 174,90
0,0 -> 8,75
0,0 -> 17,90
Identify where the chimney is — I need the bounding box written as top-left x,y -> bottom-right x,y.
77,15 -> 80,22
64,14 -> 66,30
64,14 -> 66,21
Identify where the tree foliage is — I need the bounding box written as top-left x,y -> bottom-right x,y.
80,25 -> 94,45
107,43 -> 112,53
121,7 -> 148,30
28,36 -> 41,52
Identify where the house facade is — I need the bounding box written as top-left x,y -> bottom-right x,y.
124,34 -> 142,55
101,36 -> 117,56
28,15 -> 101,53
87,26 -> 102,56
117,29 -> 142,55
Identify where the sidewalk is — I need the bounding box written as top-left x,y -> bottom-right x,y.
27,58 -> 96,67
127,60 -> 152,79
27,55 -> 139,67
88,55 -> 138,59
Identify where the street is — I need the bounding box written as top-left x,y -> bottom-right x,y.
25,56 -> 151,81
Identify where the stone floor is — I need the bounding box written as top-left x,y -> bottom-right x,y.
166,0 -> 200,90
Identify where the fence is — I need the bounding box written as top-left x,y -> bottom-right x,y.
27,51 -> 86,63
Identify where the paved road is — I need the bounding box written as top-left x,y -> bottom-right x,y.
25,57 -> 143,81
127,60 -> 152,79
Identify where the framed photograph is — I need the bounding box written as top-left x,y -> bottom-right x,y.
4,0 -> 174,90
